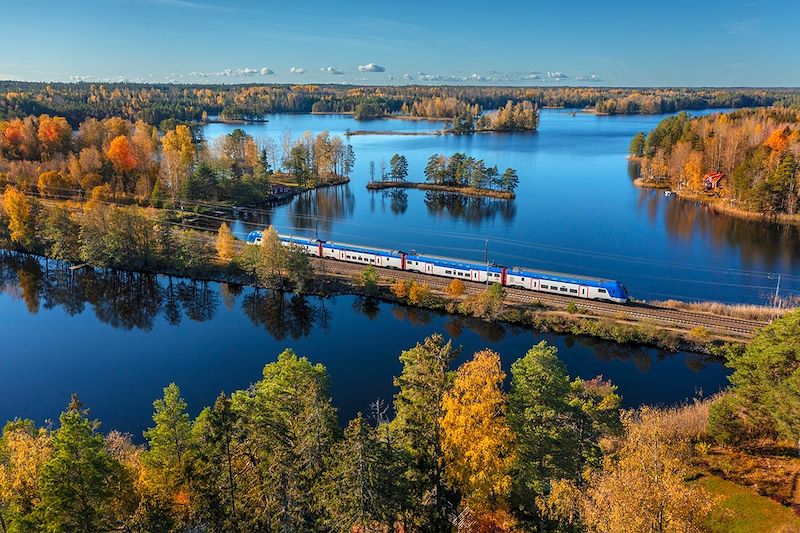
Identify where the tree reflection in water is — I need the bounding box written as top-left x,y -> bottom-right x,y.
424,192 -> 516,225
242,290 -> 329,340
351,296 -> 380,320
636,188 -> 800,272
288,185 -> 356,233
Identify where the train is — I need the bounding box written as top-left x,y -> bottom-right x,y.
245,231 -> 629,304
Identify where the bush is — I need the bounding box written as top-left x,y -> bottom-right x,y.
447,278 -> 465,296
391,279 -> 410,299
707,394 -> 746,445
408,282 -> 432,306
566,302 -> 578,314
360,265 -> 379,294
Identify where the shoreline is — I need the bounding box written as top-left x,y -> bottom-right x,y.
633,177 -> 800,226
345,129 -> 442,136
366,180 -> 516,199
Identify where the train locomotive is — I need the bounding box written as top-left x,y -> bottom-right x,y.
246,231 -> 629,304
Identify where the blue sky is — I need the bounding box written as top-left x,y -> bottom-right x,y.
1,0 -> 798,86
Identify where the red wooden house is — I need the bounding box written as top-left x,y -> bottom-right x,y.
703,171 -> 726,191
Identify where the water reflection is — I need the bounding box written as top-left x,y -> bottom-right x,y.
637,189 -> 800,272
242,290 -> 330,339
424,192 -> 517,225
288,185 -> 356,233
0,253 -> 214,331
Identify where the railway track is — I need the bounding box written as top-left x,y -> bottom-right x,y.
313,258 -> 768,337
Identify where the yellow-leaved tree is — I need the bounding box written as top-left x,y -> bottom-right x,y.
0,421 -> 53,528
3,186 -> 36,250
580,407 -> 716,532
161,125 -> 195,198
440,349 -> 515,530
215,222 -> 236,262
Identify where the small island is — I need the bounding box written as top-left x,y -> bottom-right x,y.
349,97 -> 540,135
366,153 -> 519,199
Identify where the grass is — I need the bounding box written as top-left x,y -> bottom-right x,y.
654,299 -> 791,322
695,474 -> 800,533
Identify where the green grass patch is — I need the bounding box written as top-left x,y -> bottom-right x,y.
695,474 -> 800,533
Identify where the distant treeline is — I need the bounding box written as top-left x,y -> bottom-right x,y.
630,108 -> 800,216
2,81 -> 797,126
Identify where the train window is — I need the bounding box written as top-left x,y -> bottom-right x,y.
445,270 -> 451,274
541,284 -> 549,289
569,289 -> 578,294
560,287 -> 568,292
598,288 -> 607,293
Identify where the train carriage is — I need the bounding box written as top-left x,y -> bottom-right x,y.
244,231 -> 628,304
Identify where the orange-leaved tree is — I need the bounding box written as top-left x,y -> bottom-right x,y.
107,135 -> 139,174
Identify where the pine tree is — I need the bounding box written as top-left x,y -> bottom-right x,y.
37,395 -> 127,533
629,132 -> 646,157
192,393 -> 240,532
389,153 -> 408,182
230,349 -> 338,531
508,342 -> 576,524
391,334 -> 459,530
318,413 -> 397,531
142,384 -> 194,504
499,168 -> 519,192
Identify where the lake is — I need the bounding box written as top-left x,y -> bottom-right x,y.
0,255 -> 727,440
205,110 -> 800,306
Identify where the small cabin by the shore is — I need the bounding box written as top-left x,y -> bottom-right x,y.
270,183 -> 292,196
703,171 -> 726,191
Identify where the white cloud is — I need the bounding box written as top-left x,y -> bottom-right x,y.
574,74 -> 601,82
321,66 -> 344,75
190,67 -> 273,78
69,75 -> 93,82
546,71 -> 569,81
402,73 -> 413,80
358,62 -> 385,73
289,67 -> 305,74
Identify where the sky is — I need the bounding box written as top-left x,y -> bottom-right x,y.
1,0 -> 799,87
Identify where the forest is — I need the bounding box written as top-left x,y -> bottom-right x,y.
0,114 -> 354,205
0,310 -> 797,532
630,108 -> 800,216
2,81 -> 797,126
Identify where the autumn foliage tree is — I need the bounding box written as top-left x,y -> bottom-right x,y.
441,349 -> 515,528
215,222 -> 236,262
107,135 -> 139,174
579,408 -> 715,532
3,186 -> 36,250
